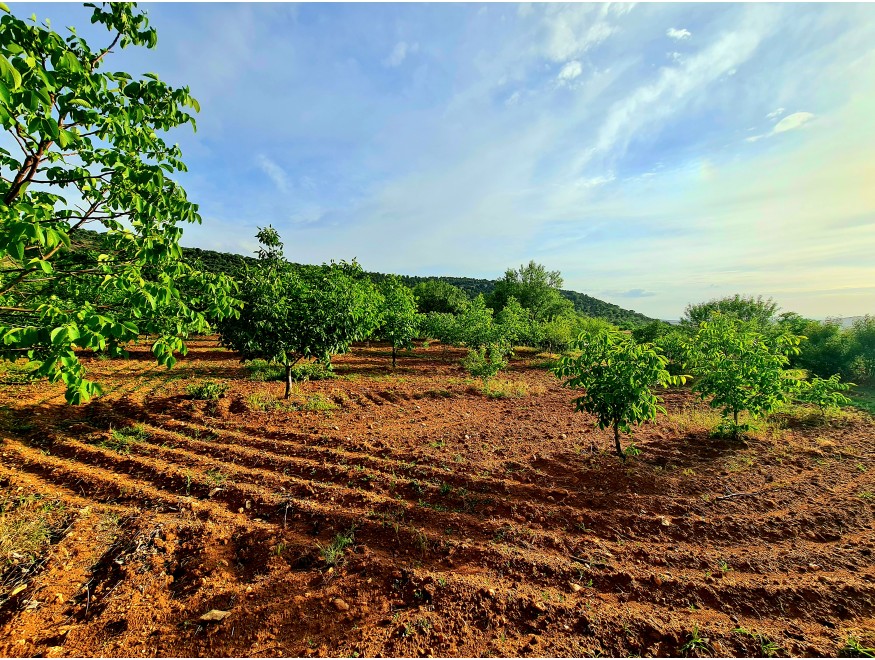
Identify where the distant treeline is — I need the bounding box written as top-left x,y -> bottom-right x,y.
72,230 -> 655,328
182,240 -> 654,328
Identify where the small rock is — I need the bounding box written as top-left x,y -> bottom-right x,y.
659,517 -> 671,527
808,563 -> 822,571
199,609 -> 231,622
245,500 -> 252,510
570,582 -> 582,593
333,598 -> 350,612
651,574 -> 662,587
208,488 -> 223,498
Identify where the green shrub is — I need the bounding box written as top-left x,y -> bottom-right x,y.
795,374 -> 854,416
462,345 -> 507,384
186,380 -> 229,400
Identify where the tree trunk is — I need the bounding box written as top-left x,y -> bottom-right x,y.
733,409 -> 739,439
614,422 -> 625,461
284,363 -> 293,399
392,345 -> 397,369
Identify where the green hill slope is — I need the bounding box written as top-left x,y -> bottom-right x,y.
71,230 -> 656,327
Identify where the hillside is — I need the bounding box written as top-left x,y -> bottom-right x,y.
71,230 -> 656,327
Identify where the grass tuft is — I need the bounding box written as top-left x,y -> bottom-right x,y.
318,527 -> 355,567
99,425 -> 149,454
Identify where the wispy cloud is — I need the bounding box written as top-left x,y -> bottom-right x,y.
666,27 -> 692,41
540,4 -> 621,62
38,0 -> 873,319
746,111 -> 816,142
383,41 -> 418,67
256,155 -> 289,193
774,111 -> 815,133
584,8 -> 775,167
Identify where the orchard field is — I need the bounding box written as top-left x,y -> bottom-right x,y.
1,338 -> 873,658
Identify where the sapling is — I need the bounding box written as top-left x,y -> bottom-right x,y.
555,328 -> 685,460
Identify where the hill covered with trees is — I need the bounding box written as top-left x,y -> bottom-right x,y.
71,229 -> 656,327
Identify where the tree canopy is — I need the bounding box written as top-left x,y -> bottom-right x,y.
487,261 -> 574,321
682,294 -> 779,329
217,228 -> 381,397
377,275 -> 419,368
555,328 -> 683,460
0,2 -> 238,403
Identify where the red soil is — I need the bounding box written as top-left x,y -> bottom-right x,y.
0,339 -> 873,657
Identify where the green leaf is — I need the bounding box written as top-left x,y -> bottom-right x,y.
0,54 -> 22,89
50,326 -> 68,346
57,128 -> 76,148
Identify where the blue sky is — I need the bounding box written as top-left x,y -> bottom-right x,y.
13,2 -> 875,318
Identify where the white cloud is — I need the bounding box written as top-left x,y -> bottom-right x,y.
541,5 -> 619,62
577,173 -> 615,189
746,111 -> 816,142
556,60 -> 583,83
766,107 -> 785,120
583,11 -> 774,167
256,155 -> 289,193
504,90 -> 522,106
383,41 -> 418,68
774,111 -> 815,133
667,51 -> 683,63
666,27 -> 692,41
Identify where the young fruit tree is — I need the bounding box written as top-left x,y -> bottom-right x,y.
377,275 -> 419,368
554,328 -> 684,460
0,3 -> 238,403
217,228 -> 381,398
457,294 -> 511,383
795,374 -> 854,418
685,314 -> 802,438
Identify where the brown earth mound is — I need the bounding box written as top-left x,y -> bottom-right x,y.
0,339 -> 873,657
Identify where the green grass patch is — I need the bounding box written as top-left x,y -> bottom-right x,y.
186,380 -> 229,400
246,359 -> 336,383
246,392 -> 338,413
0,360 -> 41,385
99,425 -> 149,454
482,378 -> 544,399
1,493 -> 66,569
849,383 -> 875,416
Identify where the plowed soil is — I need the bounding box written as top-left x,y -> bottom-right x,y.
1,339 -> 873,658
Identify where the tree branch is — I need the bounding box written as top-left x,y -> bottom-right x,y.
91,31 -> 121,68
